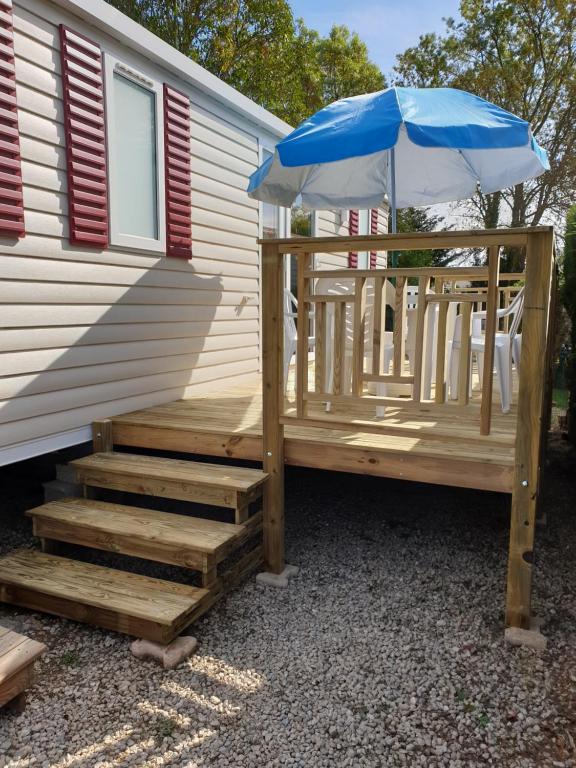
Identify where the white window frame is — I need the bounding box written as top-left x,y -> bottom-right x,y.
104,54 -> 166,253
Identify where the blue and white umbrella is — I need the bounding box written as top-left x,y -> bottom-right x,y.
247,86 -> 549,228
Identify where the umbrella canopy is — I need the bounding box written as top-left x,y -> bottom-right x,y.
247,87 -> 549,212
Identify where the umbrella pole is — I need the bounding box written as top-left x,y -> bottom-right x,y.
390,147 -> 398,267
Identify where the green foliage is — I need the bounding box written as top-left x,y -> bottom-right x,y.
105,0 -> 385,126
562,205 -> 576,442
395,207 -> 453,270
394,1 -> 576,233
153,717 -> 177,744
59,650 -> 80,666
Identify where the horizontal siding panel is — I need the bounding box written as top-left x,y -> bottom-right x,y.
16,82 -> 62,122
22,161 -> 65,193
190,223 -> 258,252
1,319 -> 259,351
19,108 -> 63,146
14,27 -> 60,75
0,351 -> 258,422
191,120 -> 258,166
192,207 -> 257,239
0,357 -> 258,448
192,189 -> 258,223
190,174 -> 257,210
0,255 -> 259,291
15,52 -> 60,96
188,105 -> 256,151
20,135 -> 65,170
0,232 -> 259,269
192,156 -> 251,191
13,4 -> 58,49
0,303 -> 259,327
191,140 -> 255,179
1,335 -> 259,378
0,280 -> 259,306
0,348 -> 258,403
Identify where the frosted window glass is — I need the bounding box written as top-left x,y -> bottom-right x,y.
112,73 -> 158,239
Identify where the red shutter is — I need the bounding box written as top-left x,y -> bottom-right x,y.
163,84 -> 191,259
0,0 -> 25,238
59,25 -> 108,248
370,208 -> 378,268
348,209 -> 358,268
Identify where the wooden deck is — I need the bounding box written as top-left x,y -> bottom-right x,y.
111,371 -> 517,494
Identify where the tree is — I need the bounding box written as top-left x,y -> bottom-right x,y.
562,205 -> 576,443
316,26 -> 385,105
395,207 -> 453,269
394,0 -> 576,269
105,1 -> 385,126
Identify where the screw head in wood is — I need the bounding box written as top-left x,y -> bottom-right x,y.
266,451 -> 272,456
521,480 -> 528,487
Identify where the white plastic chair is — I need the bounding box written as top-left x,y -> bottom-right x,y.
284,290 -> 315,389
448,288 -> 524,412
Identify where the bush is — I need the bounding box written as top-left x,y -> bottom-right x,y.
562,205 -> 576,443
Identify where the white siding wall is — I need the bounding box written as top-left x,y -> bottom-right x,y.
0,0 -> 269,461
315,207 -> 389,269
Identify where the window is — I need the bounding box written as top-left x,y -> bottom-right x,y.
105,57 -> 165,251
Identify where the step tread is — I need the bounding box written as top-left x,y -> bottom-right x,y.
0,550 -> 207,626
72,452 -> 268,492
27,497 -> 245,556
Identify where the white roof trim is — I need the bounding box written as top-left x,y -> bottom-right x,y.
51,0 -> 293,139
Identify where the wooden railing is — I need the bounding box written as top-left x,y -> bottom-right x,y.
260,228 -> 556,613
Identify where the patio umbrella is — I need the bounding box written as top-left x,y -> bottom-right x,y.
247,86 -> 549,231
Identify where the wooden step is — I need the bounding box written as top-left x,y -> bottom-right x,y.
0,550 -> 210,643
72,452 -> 268,521
26,497 -> 262,584
0,626 -> 45,711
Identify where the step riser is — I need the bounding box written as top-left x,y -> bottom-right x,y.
75,468 -> 241,508
0,584 -> 175,644
32,518 -> 211,573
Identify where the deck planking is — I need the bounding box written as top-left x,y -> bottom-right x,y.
112,372 -> 517,493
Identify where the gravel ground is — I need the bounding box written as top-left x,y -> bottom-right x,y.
0,438 -> 575,768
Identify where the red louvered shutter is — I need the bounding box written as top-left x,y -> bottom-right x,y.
163,84 -> 191,259
348,209 -> 359,268
369,208 -> 378,268
59,25 -> 108,248
0,0 -> 25,238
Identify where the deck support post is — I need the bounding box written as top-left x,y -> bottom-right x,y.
261,242 -> 285,574
505,231 -> 554,629
92,420 -> 113,452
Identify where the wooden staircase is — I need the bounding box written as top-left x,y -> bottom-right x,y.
0,423 -> 268,644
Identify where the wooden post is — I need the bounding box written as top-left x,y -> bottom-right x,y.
92,420 -> 113,452
480,246 -> 501,435
372,276 -> 383,376
506,230 -> 554,629
261,242 -> 285,574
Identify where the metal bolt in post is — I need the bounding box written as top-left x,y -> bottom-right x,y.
521,480 -> 528,487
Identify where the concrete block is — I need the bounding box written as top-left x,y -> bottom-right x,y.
256,564 -> 299,588
130,636 -> 198,669
505,625 -> 547,651
55,463 -> 78,484
43,479 -> 83,502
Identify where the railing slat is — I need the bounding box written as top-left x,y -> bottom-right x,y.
411,276 -> 430,403
457,302 -> 473,405
333,301 -> 345,395
480,245 -> 501,435
435,302 -> 449,404
315,300 -> 326,392
372,276 -> 383,376
393,276 -> 407,377
352,277 -> 367,396
296,253 -> 310,417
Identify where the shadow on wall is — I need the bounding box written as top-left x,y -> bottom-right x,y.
0,248 -> 230,456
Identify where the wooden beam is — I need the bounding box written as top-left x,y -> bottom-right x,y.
261,242 -> 285,574
92,420 -> 113,452
480,246 -> 501,435
506,230 -> 554,629
259,226 -> 553,253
